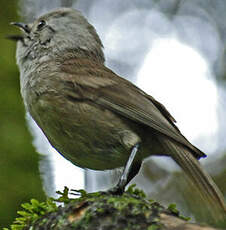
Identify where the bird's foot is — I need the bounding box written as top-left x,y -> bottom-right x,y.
100,185 -> 125,196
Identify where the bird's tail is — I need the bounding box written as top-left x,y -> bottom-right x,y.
163,139 -> 226,221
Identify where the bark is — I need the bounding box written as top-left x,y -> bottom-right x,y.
21,189 -> 222,230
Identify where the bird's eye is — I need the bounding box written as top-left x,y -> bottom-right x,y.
37,20 -> 46,30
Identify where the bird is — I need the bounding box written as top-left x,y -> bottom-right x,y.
10,7 -> 226,221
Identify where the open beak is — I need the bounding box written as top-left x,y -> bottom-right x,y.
10,22 -> 30,33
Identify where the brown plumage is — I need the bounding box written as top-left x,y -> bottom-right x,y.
60,58 -> 225,217
12,8 -> 226,222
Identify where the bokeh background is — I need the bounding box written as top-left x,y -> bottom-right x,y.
1,0 -> 226,228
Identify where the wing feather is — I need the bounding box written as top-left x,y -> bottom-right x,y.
60,58 -> 206,158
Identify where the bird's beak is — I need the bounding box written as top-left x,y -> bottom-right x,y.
7,22 -> 30,41
10,22 -> 31,33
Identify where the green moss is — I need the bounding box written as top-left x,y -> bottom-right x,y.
167,203 -> 190,221
167,203 -> 179,215
6,185 -> 190,230
147,224 -> 161,230
5,196 -> 58,230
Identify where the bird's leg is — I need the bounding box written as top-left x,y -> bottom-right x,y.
109,143 -> 141,195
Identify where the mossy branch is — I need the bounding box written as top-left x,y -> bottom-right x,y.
5,185 -> 223,230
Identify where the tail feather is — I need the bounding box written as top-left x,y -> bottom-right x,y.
163,139 -> 226,221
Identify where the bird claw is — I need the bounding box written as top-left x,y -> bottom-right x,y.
101,185 -> 125,196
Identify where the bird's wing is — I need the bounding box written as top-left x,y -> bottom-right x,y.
60,59 -> 226,218
60,58 -> 205,158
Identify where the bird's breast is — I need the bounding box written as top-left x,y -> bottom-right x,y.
28,90 -> 142,170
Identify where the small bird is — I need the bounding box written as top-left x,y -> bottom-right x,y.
11,8 -> 226,220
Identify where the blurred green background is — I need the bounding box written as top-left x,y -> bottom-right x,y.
0,2 -> 46,228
